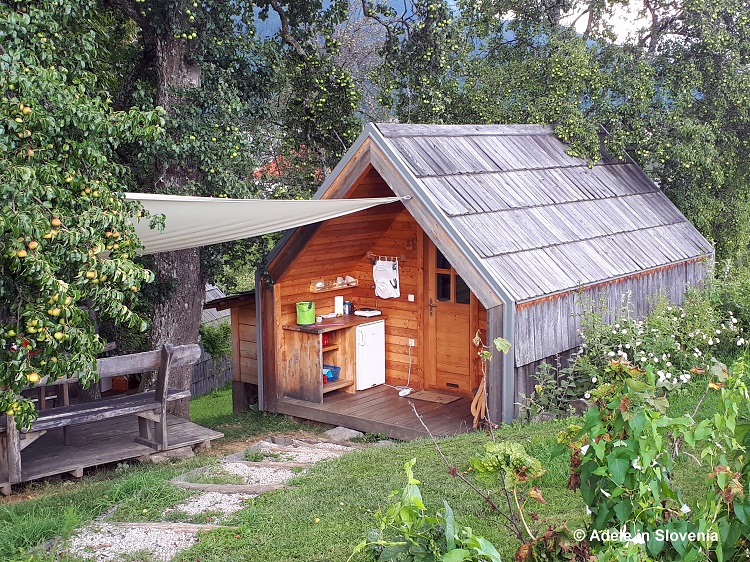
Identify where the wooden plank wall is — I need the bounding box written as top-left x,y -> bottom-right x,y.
232,304 -> 258,385
348,207 -> 423,388
273,167 -> 488,394
513,258 -> 709,412
273,169 -> 402,394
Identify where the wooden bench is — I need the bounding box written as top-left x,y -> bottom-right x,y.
0,343 -> 201,495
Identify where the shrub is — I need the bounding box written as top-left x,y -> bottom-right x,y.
199,321 -> 231,358
556,356 -> 750,561
575,290 -> 744,393
517,359 -> 581,421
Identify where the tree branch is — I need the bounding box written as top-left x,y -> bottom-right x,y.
410,402 -> 524,539
268,0 -> 308,58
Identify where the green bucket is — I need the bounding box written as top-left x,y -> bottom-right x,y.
296,301 -> 316,325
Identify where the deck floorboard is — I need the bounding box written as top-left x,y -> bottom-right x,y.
17,415 -> 223,484
274,386 -> 475,440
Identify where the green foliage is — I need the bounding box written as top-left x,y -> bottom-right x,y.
366,0 -> 467,123
353,458 -> 501,562
0,1 -> 161,428
558,356 -> 750,561
470,442 -> 546,486
518,360 -> 579,421
199,321 -> 231,358
575,291 -> 744,396
711,262 -> 750,336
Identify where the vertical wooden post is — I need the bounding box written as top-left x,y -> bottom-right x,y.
0,415 -> 22,488
154,344 -> 174,450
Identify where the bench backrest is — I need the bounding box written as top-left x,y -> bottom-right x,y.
37,343 -> 202,388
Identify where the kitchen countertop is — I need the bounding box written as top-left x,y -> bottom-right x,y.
282,314 -> 385,334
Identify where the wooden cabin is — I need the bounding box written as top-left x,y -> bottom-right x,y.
246,124 -> 713,439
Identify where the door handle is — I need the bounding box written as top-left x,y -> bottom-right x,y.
429,298 -> 437,316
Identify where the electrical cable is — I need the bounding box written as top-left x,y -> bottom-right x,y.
386,342 -> 413,396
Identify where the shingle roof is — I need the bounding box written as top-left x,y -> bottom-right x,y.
376,123 -> 713,303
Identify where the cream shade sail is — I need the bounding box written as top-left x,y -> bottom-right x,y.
125,193 -> 405,255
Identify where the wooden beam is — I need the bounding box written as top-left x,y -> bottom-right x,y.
258,274 -> 278,410
1,415 -> 21,484
18,430 -> 46,451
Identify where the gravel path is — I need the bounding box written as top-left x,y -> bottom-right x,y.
61,437 -> 359,561
220,462 -> 298,485
67,524 -> 198,561
167,491 -> 256,517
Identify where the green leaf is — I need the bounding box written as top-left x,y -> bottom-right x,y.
607,455 -> 629,486
442,549 -> 470,562
443,500 -> 456,552
473,538 -> 502,562
493,337 -> 511,354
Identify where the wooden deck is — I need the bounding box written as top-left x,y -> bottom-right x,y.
16,415 -> 223,485
273,385 -> 476,440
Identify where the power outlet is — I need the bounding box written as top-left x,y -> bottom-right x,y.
408,339 -> 415,347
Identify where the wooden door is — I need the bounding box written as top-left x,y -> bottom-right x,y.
425,241 -> 475,393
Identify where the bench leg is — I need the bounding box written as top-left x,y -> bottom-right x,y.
155,418 -> 167,451
138,417 -> 155,445
0,415 -> 22,487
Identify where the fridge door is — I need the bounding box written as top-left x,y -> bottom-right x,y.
356,320 -> 386,390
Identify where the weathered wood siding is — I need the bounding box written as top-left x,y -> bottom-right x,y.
513,258 -> 709,402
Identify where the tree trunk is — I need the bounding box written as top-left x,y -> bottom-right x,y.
150,31 -> 203,418
150,248 -> 203,417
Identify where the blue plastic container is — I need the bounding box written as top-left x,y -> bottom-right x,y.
322,364 -> 341,382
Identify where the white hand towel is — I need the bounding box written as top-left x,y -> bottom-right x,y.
373,259 -> 400,299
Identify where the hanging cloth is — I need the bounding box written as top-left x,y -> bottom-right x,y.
373,258 -> 400,299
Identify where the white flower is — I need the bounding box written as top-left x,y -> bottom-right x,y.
716,329 -> 722,335
591,377 -> 598,383
612,330 -> 617,334
608,351 -> 615,357
716,338 -> 720,343
685,373 -> 691,380
640,357 -> 647,362
666,361 -> 672,367
657,370 -> 665,376
708,338 -> 714,345
580,444 -> 590,455
600,488 -> 611,498
732,317 -> 738,324
680,504 -> 691,514
615,323 -> 620,329
625,343 -> 631,349
679,374 -> 688,383
621,329 -> 628,335
584,392 -> 591,399
585,506 -> 592,515
738,338 -> 746,346
632,458 -> 643,470
667,306 -> 673,311
665,372 -> 672,379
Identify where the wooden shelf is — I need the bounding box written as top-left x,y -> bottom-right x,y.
322,379 -> 353,393
309,278 -> 358,293
322,344 -> 340,353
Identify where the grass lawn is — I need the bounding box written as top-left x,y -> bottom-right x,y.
0,377 -> 722,561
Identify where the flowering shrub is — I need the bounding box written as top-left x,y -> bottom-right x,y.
574,290 -> 744,395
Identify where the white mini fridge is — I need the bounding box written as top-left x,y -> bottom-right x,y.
355,320 -> 386,390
